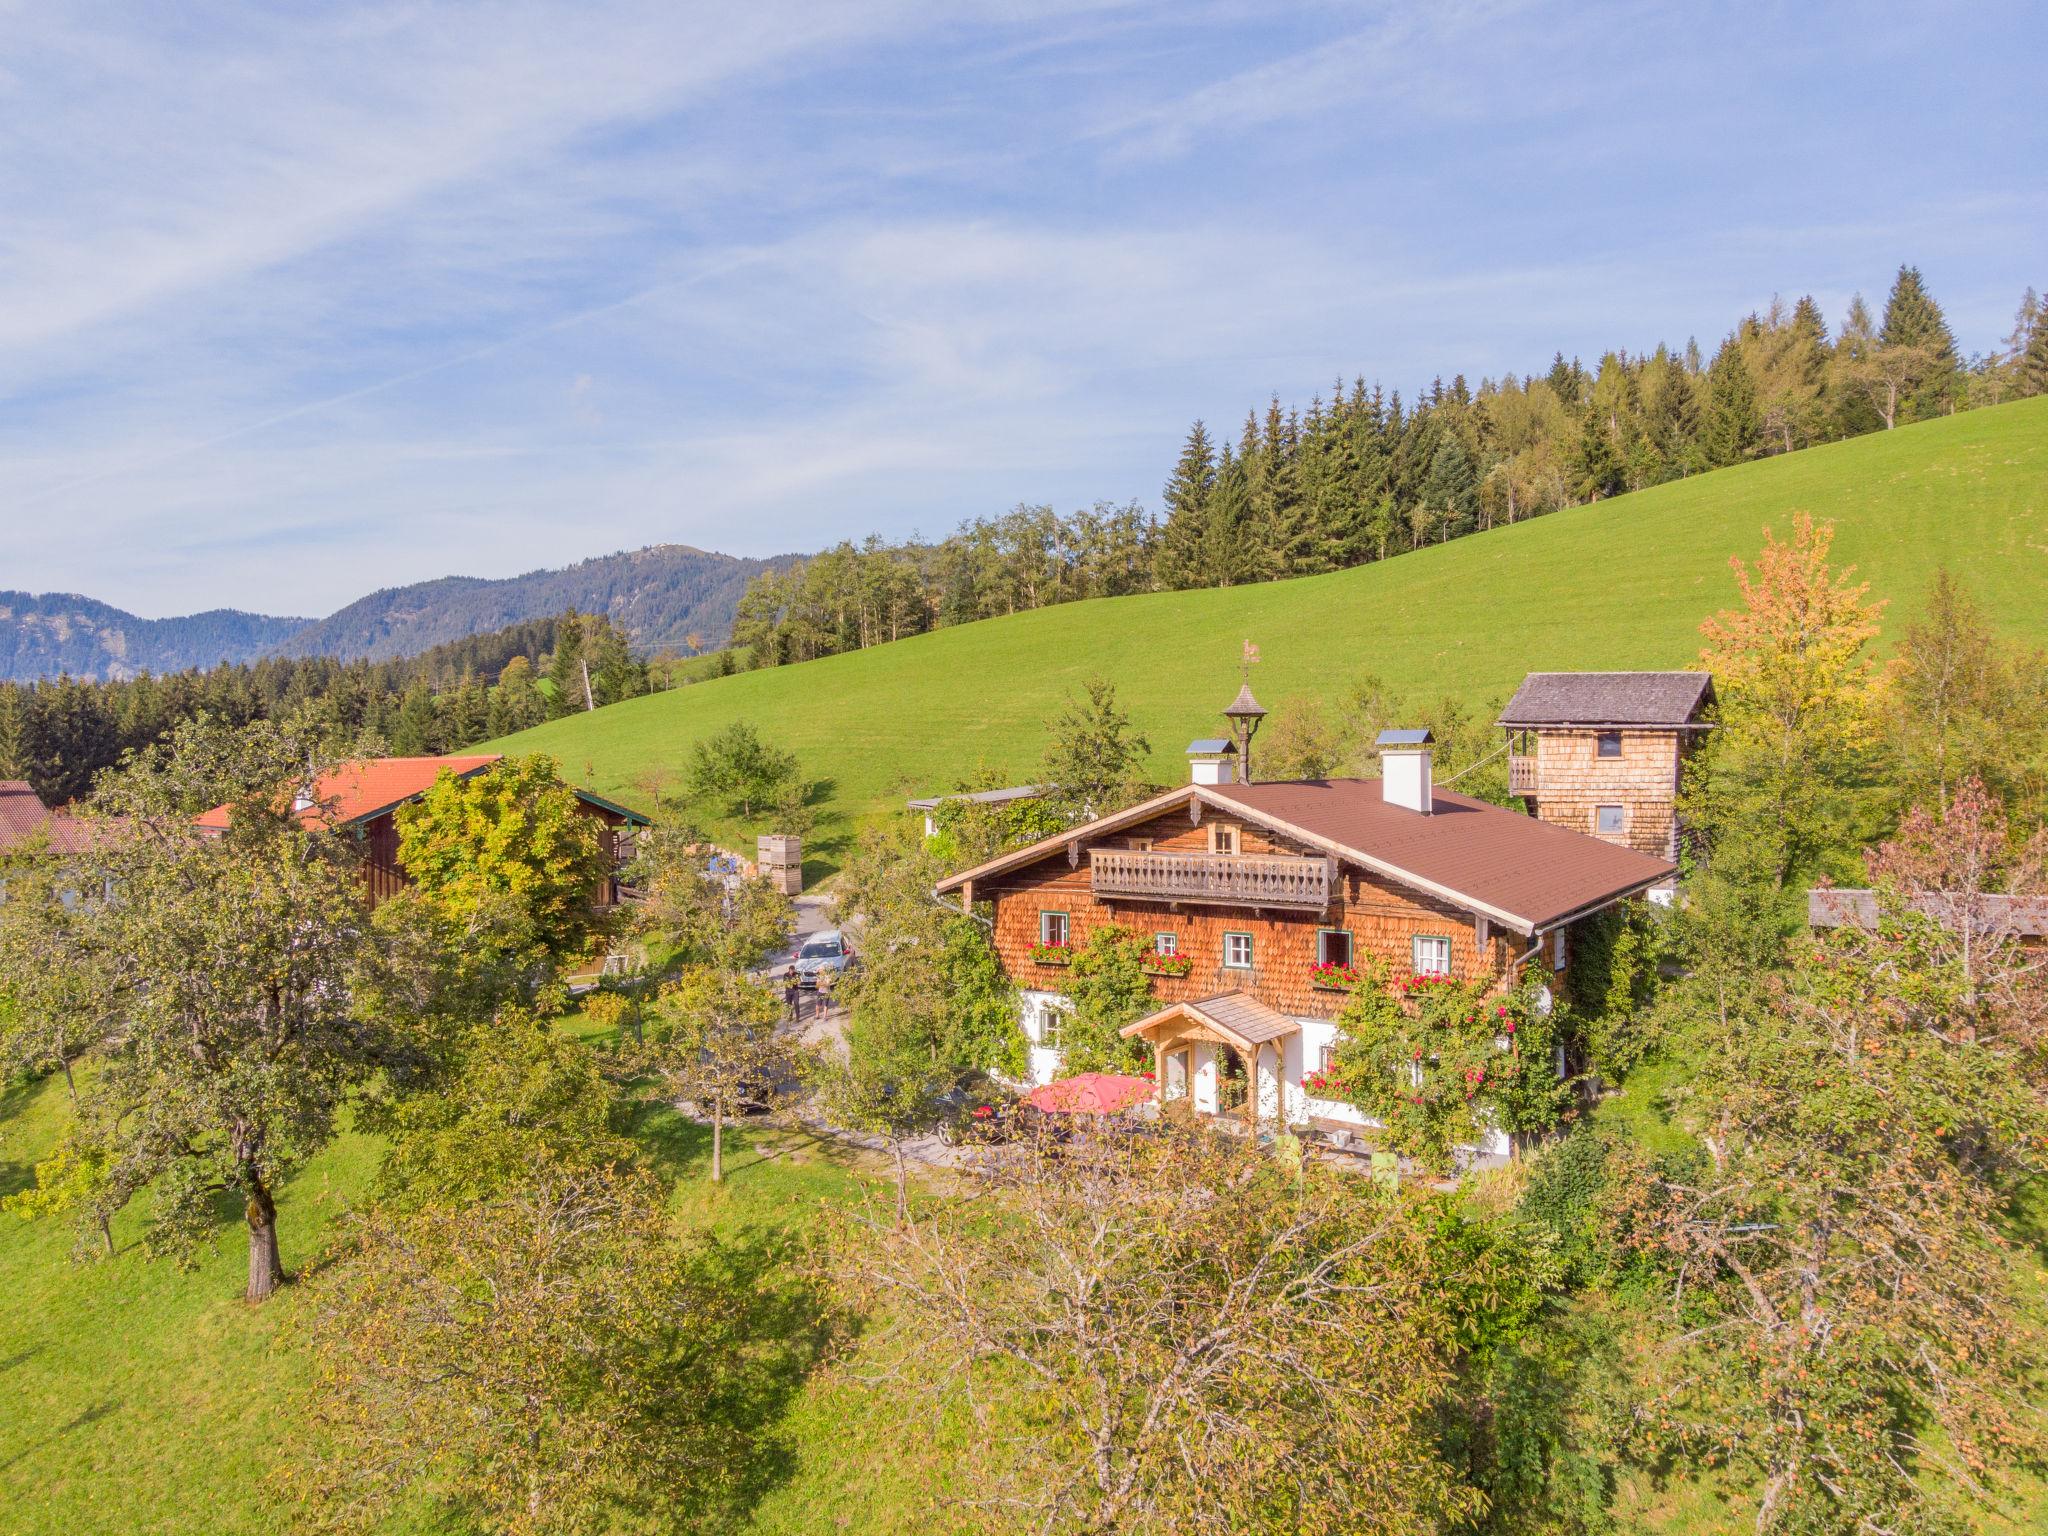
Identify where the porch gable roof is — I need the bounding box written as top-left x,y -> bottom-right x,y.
1119,991 -> 1300,1053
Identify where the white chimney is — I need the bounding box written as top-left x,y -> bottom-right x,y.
1376,729 -> 1434,814
1187,739 -> 1238,785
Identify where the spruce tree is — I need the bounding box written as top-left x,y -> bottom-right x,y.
1154,421 -> 1216,590
1701,342 -> 1764,468
1880,264 -> 1960,420
1423,438 -> 1481,533
1567,412 -> 1626,500
2020,294 -> 2048,398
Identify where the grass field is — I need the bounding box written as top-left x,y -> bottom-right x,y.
487,398 -> 2048,863
0,1042 -> 971,1536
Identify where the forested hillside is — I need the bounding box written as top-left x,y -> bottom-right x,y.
0,610 -> 713,803
0,592 -> 311,683
3,544 -> 793,685
275,543 -> 796,664
733,267 -> 2048,665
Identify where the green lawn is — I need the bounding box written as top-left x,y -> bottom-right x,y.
488,399 -> 2048,867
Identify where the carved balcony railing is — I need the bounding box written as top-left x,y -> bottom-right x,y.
1508,754 -> 1538,796
1089,848 -> 1333,911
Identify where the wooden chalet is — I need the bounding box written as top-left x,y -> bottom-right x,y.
936,693 -> 1676,1153
193,755 -> 648,908
1498,670 -> 1714,872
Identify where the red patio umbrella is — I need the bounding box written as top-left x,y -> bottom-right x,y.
1023,1072 -> 1155,1115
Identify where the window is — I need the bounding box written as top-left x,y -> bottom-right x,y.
1038,1004 -> 1064,1050
1317,1041 -> 1339,1074
1039,911 -> 1070,946
1595,804 -> 1626,836
1209,823 -> 1240,855
1412,934 -> 1452,976
1153,932 -> 1177,956
1597,731 -> 1622,759
1128,836 -> 1154,851
1222,931 -> 1255,969
1552,929 -> 1567,971
1316,929 -> 1353,967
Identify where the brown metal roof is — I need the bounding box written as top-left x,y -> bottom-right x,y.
1498,671 -> 1714,728
0,780 -> 101,855
938,778 -> 1675,934
1120,991 -> 1300,1049
1204,778 -> 1674,932
1809,887 -> 2048,937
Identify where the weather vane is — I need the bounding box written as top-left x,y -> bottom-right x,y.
1240,639 -> 1260,684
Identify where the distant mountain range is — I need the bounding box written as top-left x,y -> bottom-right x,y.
1,544 -> 797,682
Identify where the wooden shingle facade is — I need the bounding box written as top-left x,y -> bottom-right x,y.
987,801 -> 1521,1020
1500,671 -> 1714,864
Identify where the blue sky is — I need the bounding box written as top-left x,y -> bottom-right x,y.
3,1 -> 2042,619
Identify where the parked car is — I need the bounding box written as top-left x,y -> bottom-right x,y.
792,929 -> 855,989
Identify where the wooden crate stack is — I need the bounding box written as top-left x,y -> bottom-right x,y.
758,834 -> 803,896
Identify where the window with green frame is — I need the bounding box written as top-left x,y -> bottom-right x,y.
1039,911 -> 1070,946
1222,931 -> 1254,969
1411,933 -> 1451,975
1316,928 -> 1353,967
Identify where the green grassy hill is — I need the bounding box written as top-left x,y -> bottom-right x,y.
489,399 -> 2048,847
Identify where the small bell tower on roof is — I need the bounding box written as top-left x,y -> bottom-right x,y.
1221,640 -> 1267,782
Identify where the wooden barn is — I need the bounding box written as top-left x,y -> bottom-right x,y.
193,755 -> 648,908
936,691 -> 1675,1151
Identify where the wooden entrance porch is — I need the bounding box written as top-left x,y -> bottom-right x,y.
1119,991 -> 1299,1138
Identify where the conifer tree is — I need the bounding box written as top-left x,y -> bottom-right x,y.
2020,298 -> 2048,398
1567,411 -> 1626,500
1880,264 -> 1960,419
1155,420 -> 1217,590
1700,341 -> 1764,467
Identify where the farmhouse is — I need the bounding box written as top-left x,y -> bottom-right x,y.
193,754 -> 648,907
937,677 -> 1680,1153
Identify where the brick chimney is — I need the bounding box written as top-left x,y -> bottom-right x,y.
1376,729 -> 1434,814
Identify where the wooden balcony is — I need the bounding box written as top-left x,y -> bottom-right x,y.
1089,847 -> 1333,911
1508,754 -> 1537,796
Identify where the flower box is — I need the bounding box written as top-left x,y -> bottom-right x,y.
1028,943 -> 1073,967
1309,962 -> 1363,992
1142,956 -> 1193,978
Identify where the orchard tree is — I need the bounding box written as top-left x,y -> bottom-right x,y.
393,753 -> 611,985
1613,780 -> 2048,1533
633,841 -> 792,972
73,717 -> 392,1301
684,720 -> 798,821
841,1125 -> 1505,1534
295,1166 -> 768,1535
644,965 -> 793,1184
373,1010 -> 638,1211
0,836 -> 123,1104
